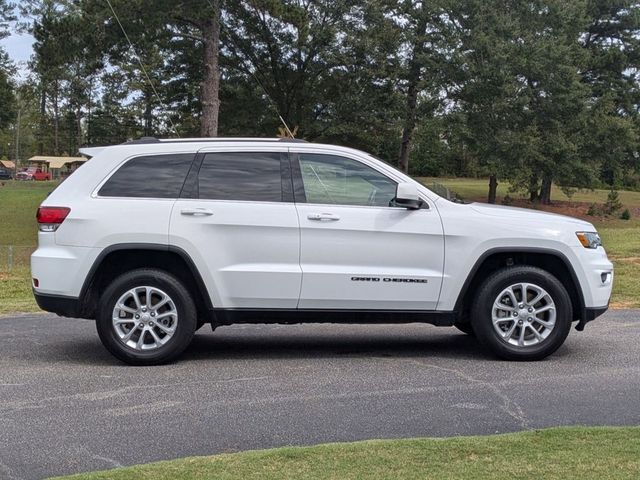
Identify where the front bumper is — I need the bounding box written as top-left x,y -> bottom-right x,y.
576,305 -> 609,331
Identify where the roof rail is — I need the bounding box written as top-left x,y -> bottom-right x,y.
120,137 -> 308,145
121,137 -> 160,145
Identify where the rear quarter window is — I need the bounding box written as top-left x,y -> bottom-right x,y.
99,154 -> 195,198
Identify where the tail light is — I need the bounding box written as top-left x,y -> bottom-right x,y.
36,207 -> 70,232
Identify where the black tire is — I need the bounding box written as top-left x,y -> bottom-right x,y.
96,268 -> 197,365
471,266 -> 572,361
454,321 -> 476,336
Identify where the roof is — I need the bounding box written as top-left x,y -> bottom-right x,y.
28,156 -> 87,169
80,137 -> 309,158
121,137 -> 308,145
0,160 -> 15,169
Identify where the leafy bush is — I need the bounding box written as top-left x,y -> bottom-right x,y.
604,189 -> 623,215
621,208 -> 631,220
502,194 -> 513,205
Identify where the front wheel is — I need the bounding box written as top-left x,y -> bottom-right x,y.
454,321 -> 476,336
96,268 -> 197,365
471,266 -> 572,361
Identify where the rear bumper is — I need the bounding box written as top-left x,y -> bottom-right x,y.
31,238 -> 100,298
34,292 -> 81,318
576,305 -> 608,331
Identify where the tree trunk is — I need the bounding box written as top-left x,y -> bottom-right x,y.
53,80 -> 59,155
488,175 -> 498,204
398,78 -> 418,174
398,17 -> 429,174
529,174 -> 539,202
143,89 -> 153,136
200,2 -> 221,137
38,85 -> 46,155
540,176 -> 552,205
87,77 -> 92,146
76,104 -> 82,150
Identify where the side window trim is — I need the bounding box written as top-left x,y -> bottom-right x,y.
289,152 -> 307,203
179,153 -> 205,199
280,151 -> 295,203
290,152 -> 399,208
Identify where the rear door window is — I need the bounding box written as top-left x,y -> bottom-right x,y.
197,152 -> 285,202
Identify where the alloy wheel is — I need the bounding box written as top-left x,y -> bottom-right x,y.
491,282 -> 556,347
111,286 -> 178,351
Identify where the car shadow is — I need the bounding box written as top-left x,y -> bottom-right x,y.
47,325 -> 501,366
180,326 -> 495,362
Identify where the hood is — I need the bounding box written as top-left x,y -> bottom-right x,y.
470,202 -> 593,228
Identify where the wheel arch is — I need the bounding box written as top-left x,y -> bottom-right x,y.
78,243 -> 213,320
454,247 -> 585,323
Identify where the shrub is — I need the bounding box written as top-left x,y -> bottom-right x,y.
604,189 -> 623,215
586,203 -> 598,216
621,208 -> 631,220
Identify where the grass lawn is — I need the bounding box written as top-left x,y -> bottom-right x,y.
51,426 -> 640,480
0,181 -> 58,313
0,180 -> 57,245
1,178 -> 639,312
419,176 -> 640,206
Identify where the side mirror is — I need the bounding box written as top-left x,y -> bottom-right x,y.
392,182 -> 423,210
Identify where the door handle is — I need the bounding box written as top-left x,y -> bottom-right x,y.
181,208 -> 214,216
307,213 -> 340,221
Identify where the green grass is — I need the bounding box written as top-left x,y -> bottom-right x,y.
0,266 -> 36,314
0,180 -> 59,245
419,176 -> 640,206
51,427 -> 640,480
0,181 -> 58,313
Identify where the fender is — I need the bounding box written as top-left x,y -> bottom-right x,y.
79,242 -> 213,310
452,246 -> 585,318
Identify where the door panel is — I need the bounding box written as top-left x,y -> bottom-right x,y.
296,204 -> 443,309
169,151 -> 301,309
293,153 -> 444,310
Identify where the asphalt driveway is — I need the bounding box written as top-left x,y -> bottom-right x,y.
0,310 -> 639,479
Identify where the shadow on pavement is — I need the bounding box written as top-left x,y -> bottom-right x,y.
182,327 -> 495,362
45,325 -> 501,365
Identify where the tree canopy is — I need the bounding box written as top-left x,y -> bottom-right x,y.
1,0 -> 640,202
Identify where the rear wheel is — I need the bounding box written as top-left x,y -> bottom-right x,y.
471,266 -> 572,361
96,268 -> 197,365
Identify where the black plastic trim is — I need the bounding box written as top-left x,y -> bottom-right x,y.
583,306 -> 608,321
453,247 -> 586,319
34,292 -> 81,318
289,152 -> 307,203
179,152 -> 205,199
281,151 -> 295,203
575,306 -> 608,331
211,308 -> 457,326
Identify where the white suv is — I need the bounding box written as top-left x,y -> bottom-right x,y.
31,138 -> 613,365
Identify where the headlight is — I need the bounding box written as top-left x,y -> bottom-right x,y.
576,231 -> 602,249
